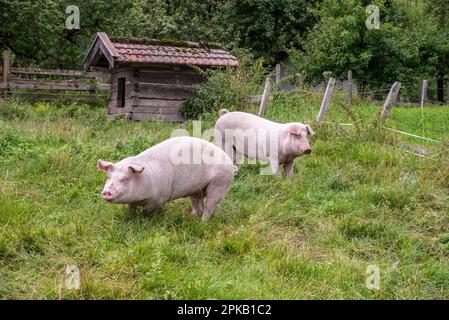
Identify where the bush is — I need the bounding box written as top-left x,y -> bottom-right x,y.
179,50 -> 267,119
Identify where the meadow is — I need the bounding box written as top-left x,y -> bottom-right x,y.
0,94 -> 448,299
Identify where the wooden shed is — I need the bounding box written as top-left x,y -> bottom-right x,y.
84,33 -> 238,122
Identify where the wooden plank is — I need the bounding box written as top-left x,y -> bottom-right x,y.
275,64 -> 281,84
2,50 -> 10,83
1,80 -> 110,91
97,32 -> 119,58
108,107 -> 127,115
257,77 -> 272,117
10,67 -> 106,79
84,32 -> 118,70
437,77 -> 444,103
348,70 -> 353,107
112,68 -> 134,78
136,99 -> 184,108
131,106 -> 181,114
130,112 -> 185,122
136,83 -> 195,100
380,82 -> 401,123
5,91 -> 107,101
133,72 -> 204,85
316,77 -> 336,122
421,80 -> 428,107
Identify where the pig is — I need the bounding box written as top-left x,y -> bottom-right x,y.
214,109 -> 314,179
97,136 -> 234,221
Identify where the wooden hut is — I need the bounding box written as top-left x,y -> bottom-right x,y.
84,32 -> 238,122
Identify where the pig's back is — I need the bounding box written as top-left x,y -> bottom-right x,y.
139,137 -> 234,200
216,111 -> 281,131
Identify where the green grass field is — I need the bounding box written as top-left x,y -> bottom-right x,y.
0,96 -> 448,299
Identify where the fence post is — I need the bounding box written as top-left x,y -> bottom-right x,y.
447,77 -> 449,104
421,79 -> 428,108
347,70 -> 353,107
316,77 -> 336,122
257,77 -> 272,117
437,76 -> 444,103
275,64 -> 281,84
380,82 -> 401,123
2,50 -> 11,98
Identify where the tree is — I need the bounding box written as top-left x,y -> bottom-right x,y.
0,0 -> 129,68
295,0 -> 447,98
219,0 -> 321,64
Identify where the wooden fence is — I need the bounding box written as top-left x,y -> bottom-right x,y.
1,50 -> 110,101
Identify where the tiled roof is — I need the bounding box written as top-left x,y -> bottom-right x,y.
113,43 -> 239,67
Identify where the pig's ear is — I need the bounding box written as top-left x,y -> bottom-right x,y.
128,165 -> 145,176
305,125 -> 315,137
98,160 -> 114,172
287,124 -> 302,136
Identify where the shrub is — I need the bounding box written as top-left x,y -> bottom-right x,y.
179,50 -> 266,119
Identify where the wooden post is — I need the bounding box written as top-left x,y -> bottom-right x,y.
437,76 -> 444,103
257,77 -> 272,117
447,78 -> 449,105
275,64 -> 281,84
347,70 -> 353,107
2,50 -> 11,98
316,77 -> 336,122
380,82 -> 401,123
421,80 -> 428,108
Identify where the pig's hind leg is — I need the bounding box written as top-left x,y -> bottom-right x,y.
189,193 -> 204,216
202,179 -> 231,222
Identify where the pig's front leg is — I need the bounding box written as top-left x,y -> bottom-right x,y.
284,160 -> 295,179
127,203 -> 140,214
143,201 -> 161,214
234,148 -> 244,171
270,160 -> 280,176
189,193 -> 204,216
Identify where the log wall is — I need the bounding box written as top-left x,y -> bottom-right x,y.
108,65 -> 204,122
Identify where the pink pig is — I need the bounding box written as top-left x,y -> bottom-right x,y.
98,137 -> 234,221
214,110 -> 314,178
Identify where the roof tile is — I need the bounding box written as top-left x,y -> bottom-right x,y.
112,43 -> 238,67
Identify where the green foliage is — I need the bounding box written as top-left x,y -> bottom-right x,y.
180,51 -> 266,119
109,36 -> 224,49
219,0 -> 321,63
294,0 -> 449,92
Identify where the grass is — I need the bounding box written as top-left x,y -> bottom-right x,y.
0,96 -> 448,300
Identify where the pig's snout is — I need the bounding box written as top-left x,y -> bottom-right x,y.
101,188 -> 117,201
304,148 -> 312,155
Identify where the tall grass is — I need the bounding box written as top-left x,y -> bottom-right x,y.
0,98 -> 448,299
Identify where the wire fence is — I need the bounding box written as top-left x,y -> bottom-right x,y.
260,67 -> 449,159
273,66 -> 448,106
